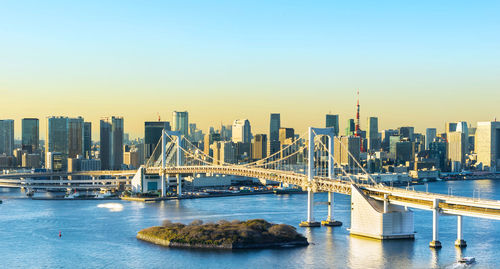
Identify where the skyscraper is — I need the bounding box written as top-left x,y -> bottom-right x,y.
334,136 -> 360,169
232,119 -> 252,143
325,114 -> 339,136
475,121 -> 500,171
83,122 -> 92,159
345,119 -> 355,136
0,120 -> 14,155
367,117 -> 380,151
398,127 -> 415,142
68,117 -> 84,158
22,118 -> 39,153
46,117 -> 68,160
279,128 -> 295,145
144,121 -> 171,161
252,134 -> 267,160
172,111 -> 189,137
425,128 -> 437,150
269,113 -> 281,155
100,117 -> 124,170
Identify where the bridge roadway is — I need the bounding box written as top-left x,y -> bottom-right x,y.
146,165 -> 500,220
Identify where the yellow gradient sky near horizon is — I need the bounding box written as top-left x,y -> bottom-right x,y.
1,1 -> 498,139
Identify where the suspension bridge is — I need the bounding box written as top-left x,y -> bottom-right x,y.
2,127 -> 500,249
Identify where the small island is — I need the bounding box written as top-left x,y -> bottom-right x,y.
137,219 -> 309,249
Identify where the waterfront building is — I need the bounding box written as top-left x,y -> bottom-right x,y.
172,111 -> 189,137
83,122 -> 92,159
46,151 -> 64,172
367,117 -> 380,151
100,116 -> 124,170
46,117 -> 68,162
252,134 -> 267,160
325,114 -> 339,136
232,119 -> 252,144
124,147 -> 141,169
22,118 -> 39,153
80,159 -> 101,171
0,119 -> 14,156
425,128 -> 437,150
68,117 -> 84,158
429,139 -> 448,171
144,121 -> 171,161
447,131 -> 466,167
269,113 -> 281,156
22,153 -> 41,168
446,121 -> 469,154
476,121 -> 500,171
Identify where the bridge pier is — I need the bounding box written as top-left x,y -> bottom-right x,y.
455,215 -> 467,248
300,189 -> 320,227
429,198 -> 442,248
322,192 -> 342,226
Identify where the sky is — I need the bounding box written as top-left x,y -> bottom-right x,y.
1,0 -> 499,140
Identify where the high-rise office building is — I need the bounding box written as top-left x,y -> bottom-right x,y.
334,136 -> 360,169
425,128 -> 437,150
144,121 -> 171,161
204,132 -> 221,156
68,117 -> 84,158
446,121 -> 469,154
279,128 -> 295,146
475,121 -> 500,171
367,117 -> 380,151
211,141 -> 237,165
232,119 -> 252,143
398,127 -> 415,142
325,114 -> 339,136
345,119 -> 355,136
83,122 -> 92,159
252,134 -> 267,160
448,131 -> 466,168
395,140 -> 414,165
381,129 -> 399,152
100,116 -> 124,170
22,118 -> 39,153
46,117 -> 69,161
0,120 -> 14,156
172,111 -> 189,137
269,113 -> 281,155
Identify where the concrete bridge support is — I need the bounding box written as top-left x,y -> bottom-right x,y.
322,192 -> 342,226
429,198 -> 442,248
349,185 -> 415,239
455,215 -> 467,248
161,130 -> 167,197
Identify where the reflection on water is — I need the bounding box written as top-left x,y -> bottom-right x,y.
97,203 -> 124,212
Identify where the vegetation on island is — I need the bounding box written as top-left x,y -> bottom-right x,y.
137,219 -> 308,249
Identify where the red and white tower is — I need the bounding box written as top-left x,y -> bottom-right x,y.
354,90 -> 364,152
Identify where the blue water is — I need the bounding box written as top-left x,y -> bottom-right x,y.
1,180 -> 500,269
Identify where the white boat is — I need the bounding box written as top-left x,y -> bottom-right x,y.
457,257 -> 475,265
97,189 -> 114,199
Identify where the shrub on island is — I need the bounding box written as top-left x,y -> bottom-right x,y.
137,219 -> 308,249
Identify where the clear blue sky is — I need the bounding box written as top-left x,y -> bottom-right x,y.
1,1 -> 499,139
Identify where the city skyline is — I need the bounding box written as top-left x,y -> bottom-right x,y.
1,1 -> 499,139
2,111 -> 498,141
